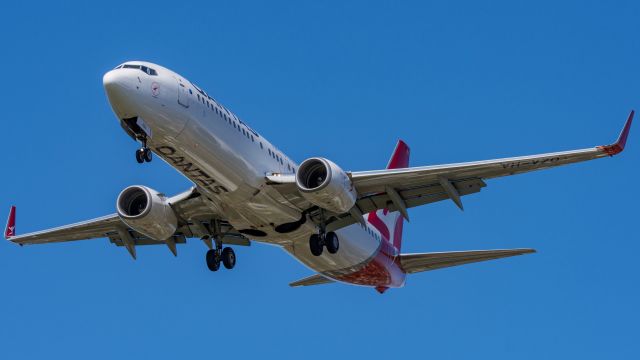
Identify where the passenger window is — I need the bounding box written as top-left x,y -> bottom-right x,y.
260,142 -> 263,149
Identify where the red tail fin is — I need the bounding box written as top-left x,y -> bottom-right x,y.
5,206 -> 16,239
387,140 -> 410,169
367,140 -> 410,251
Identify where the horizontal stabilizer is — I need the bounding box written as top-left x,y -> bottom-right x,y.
289,274 -> 334,287
400,248 -> 535,274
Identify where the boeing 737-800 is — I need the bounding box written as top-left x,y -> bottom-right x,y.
4,61 -> 633,293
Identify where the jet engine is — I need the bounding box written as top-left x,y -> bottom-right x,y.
295,157 -> 357,214
116,185 -> 178,241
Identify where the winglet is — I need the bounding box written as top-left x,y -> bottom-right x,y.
598,110 -> 634,156
5,206 -> 16,239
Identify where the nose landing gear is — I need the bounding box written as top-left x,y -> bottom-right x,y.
135,137 -> 152,163
135,147 -> 152,163
309,231 -> 339,256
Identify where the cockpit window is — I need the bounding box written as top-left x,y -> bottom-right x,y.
114,64 -> 124,69
122,64 -> 158,76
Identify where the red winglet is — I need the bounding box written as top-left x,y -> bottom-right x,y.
5,206 -> 16,239
598,110 -> 634,156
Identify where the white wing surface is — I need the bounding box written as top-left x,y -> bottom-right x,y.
5,187 -> 248,258
268,111 -> 633,230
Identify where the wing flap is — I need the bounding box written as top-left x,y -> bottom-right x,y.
325,178 -> 485,232
400,248 -> 535,274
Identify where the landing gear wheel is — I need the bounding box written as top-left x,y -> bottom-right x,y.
206,249 -> 220,271
309,234 -> 323,256
325,231 -> 339,254
143,148 -> 153,162
135,149 -> 145,163
221,247 -> 236,269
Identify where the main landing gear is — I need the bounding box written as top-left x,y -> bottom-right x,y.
206,242 -> 236,272
309,231 -> 339,256
135,137 -> 152,163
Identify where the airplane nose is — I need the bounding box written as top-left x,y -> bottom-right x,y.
104,70 -> 136,118
103,70 -> 128,93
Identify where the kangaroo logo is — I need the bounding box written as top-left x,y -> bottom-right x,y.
151,82 -> 160,97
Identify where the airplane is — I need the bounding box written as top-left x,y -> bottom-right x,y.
4,61 -> 633,293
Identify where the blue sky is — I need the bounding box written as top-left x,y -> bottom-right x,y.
1,1 -> 638,358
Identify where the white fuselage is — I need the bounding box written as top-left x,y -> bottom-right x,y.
103,61 -> 399,286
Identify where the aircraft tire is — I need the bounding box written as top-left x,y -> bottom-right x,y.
309,234 -> 323,256
143,148 -> 153,162
206,249 -> 220,271
325,232 -> 339,254
222,247 -> 236,269
135,149 -> 145,163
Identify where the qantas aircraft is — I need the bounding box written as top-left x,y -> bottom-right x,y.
4,61 -> 633,293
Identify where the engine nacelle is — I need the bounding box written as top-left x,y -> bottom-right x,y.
116,185 -> 178,241
295,157 -> 357,214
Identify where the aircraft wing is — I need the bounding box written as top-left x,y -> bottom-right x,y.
400,248 -> 535,274
268,111 -> 633,230
5,187 -> 249,258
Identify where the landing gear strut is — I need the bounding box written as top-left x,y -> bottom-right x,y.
206,241 -> 236,272
135,137 -> 152,163
309,231 -> 339,256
